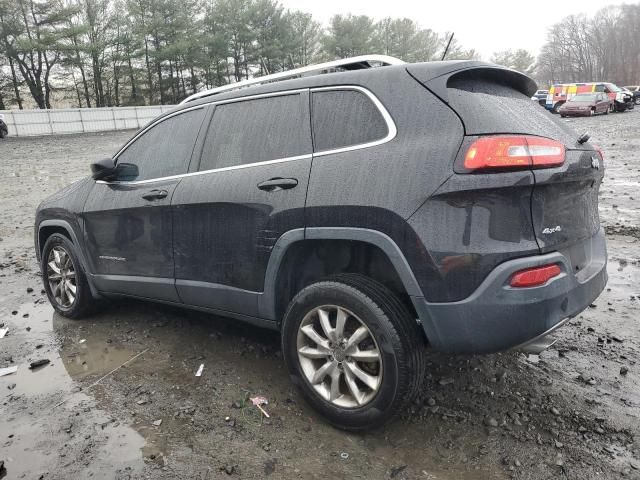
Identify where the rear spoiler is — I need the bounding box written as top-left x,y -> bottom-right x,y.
407,61 -> 538,103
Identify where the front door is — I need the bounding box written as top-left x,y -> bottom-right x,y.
83,106 -> 208,301
171,91 -> 312,317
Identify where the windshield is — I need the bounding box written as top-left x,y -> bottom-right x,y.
569,94 -> 598,102
606,84 -> 622,93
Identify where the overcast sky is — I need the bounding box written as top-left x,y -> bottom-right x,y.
280,0 -> 609,59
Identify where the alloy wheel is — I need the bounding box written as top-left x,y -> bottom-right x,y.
47,246 -> 77,308
296,305 -> 382,408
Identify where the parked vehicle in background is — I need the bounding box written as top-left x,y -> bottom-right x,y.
34,55 -> 608,430
0,114 -> 8,139
546,82 -> 632,113
531,89 -> 549,106
624,85 -> 640,104
559,93 -> 612,117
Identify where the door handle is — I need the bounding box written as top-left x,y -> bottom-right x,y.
142,189 -> 168,200
257,177 -> 298,192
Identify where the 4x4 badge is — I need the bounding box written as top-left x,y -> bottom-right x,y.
591,157 -> 600,169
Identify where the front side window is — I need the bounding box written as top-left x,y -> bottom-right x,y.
199,93 -> 309,171
311,89 -> 389,152
116,108 -> 206,181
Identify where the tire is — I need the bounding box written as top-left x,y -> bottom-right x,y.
281,273 -> 426,431
604,106 -> 609,115
635,96 -> 640,106
552,102 -> 563,114
0,128 -> 6,139
41,233 -> 94,318
560,114 -> 566,118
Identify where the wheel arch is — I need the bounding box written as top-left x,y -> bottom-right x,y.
259,227 -> 429,335
37,219 -> 99,298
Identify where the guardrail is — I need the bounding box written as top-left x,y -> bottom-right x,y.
0,105 -> 176,137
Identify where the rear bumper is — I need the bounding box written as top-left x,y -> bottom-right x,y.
413,228 -> 607,353
560,109 -> 592,116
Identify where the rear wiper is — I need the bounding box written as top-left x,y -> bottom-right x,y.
577,132 -> 590,144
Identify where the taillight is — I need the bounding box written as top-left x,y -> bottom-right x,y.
594,145 -> 604,161
464,136 -> 565,171
509,264 -> 561,288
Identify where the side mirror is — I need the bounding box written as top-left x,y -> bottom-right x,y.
91,157 -> 117,180
91,158 -> 139,181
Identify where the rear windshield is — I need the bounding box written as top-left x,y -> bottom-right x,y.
447,76 -> 577,146
569,94 -> 597,102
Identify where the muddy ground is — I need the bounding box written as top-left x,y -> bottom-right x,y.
0,111 -> 638,480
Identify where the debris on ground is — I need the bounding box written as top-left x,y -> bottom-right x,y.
195,363 -> 204,377
0,328 -> 7,338
250,396 -> 270,418
0,366 -> 18,377
29,359 -> 50,369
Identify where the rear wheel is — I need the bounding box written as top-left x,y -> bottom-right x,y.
635,96 -> 640,105
281,274 -> 426,431
552,102 -> 564,114
41,234 -> 94,318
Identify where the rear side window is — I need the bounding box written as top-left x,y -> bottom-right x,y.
116,108 -> 205,181
311,89 -> 388,152
199,94 -> 309,171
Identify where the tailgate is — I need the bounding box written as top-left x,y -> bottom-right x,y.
408,61 -> 605,265
531,148 -> 604,267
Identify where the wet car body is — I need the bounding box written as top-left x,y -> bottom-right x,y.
34,58 -> 609,428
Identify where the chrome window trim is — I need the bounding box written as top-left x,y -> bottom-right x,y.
96,154 -> 313,185
310,85 -> 397,157
98,85 -> 396,186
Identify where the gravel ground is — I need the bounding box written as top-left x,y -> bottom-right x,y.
0,111 -> 639,480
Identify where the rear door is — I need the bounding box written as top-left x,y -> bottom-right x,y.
171,91 -> 312,316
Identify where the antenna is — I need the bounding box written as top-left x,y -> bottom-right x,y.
441,33 -> 455,61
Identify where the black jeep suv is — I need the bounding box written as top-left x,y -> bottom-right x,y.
35,57 -> 607,430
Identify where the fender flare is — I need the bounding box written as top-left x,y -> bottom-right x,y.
37,219 -> 100,298
258,227 -> 426,322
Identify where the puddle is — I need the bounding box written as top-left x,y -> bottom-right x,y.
0,304 -> 147,479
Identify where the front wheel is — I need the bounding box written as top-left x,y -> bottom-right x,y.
281,274 -> 426,431
41,234 -> 94,318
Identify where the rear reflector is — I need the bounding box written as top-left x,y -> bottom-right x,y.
464,136 -> 565,171
510,264 -> 562,288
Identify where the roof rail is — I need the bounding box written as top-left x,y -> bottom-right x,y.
179,54 -> 405,104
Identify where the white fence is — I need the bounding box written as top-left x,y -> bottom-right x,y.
0,105 -> 176,137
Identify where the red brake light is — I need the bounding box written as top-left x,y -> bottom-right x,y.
594,145 -> 604,161
464,136 -> 565,171
509,264 -> 562,288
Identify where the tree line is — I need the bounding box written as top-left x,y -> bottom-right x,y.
537,3 -> 640,87
0,0 -> 479,110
